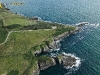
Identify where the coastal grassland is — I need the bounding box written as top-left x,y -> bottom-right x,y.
0,7 -> 64,31
0,7 -> 36,31
53,26 -> 76,37
0,29 -> 55,75
0,55 -> 30,75
22,21 -> 65,30
1,30 -> 55,56
38,55 -> 52,63
0,19 -> 8,43
0,8 -> 64,31
0,8 -> 34,26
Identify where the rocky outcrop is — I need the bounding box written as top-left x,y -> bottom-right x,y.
57,53 -> 77,69
34,40 -> 59,56
33,27 -> 81,75
48,40 -> 57,49
76,22 -> 89,27
38,58 -> 56,70
33,52 -> 80,75
56,52 -> 81,69
32,57 -> 56,75
34,27 -> 81,56
34,49 -> 42,56
42,45 -> 50,52
54,27 -> 81,41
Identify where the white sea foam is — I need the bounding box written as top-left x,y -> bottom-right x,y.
75,22 -> 90,26
55,48 -> 60,51
95,23 -> 99,27
50,53 -> 57,57
89,23 -> 99,28
62,52 -> 81,69
55,40 -> 60,44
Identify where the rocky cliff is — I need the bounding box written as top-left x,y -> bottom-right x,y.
33,27 -> 81,75
34,27 -> 81,56
38,58 -> 56,70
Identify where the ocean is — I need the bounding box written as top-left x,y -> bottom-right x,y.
1,0 -> 100,75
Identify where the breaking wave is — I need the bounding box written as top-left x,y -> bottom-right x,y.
62,52 -> 81,69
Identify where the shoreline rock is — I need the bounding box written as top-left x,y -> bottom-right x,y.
57,53 -> 77,69
34,27 -> 81,56
33,27 -> 81,75
38,58 -> 56,70
76,22 -> 89,27
54,27 -> 81,41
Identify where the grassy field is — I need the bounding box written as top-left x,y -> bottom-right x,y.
0,29 -> 55,75
1,30 -> 55,56
0,55 -> 30,75
0,7 -> 63,31
0,8 -> 35,26
0,6 -> 76,75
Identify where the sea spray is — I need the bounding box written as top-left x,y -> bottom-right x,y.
62,52 -> 81,69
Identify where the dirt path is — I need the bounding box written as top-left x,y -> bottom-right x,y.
0,31 -> 20,45
0,29 -> 53,45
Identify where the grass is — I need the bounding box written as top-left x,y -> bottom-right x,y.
0,55 -> 30,75
1,30 -> 55,56
37,55 -> 52,64
53,26 -> 76,37
0,9 -> 35,26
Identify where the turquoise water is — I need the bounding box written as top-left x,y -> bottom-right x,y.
1,0 -> 100,75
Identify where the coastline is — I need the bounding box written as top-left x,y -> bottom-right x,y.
0,4 -> 82,75
33,27 -> 81,75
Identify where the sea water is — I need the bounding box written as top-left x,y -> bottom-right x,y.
1,0 -> 100,75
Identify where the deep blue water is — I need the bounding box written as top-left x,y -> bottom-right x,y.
1,0 -> 100,75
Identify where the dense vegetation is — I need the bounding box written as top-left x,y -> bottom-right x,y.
0,5 -> 76,75
53,26 -> 76,37
0,20 -> 8,43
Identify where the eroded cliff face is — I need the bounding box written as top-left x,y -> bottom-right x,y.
38,58 -> 56,70
33,68 -> 40,75
54,27 -> 81,41
34,27 -> 80,56
33,27 -> 81,75
33,53 -> 78,75
57,53 -> 77,69
34,39 -> 58,56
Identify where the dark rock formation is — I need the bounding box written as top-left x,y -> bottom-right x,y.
38,58 -> 56,70
34,27 -> 81,56
54,27 -> 81,41
42,45 -> 50,52
57,53 -> 78,69
29,17 -> 39,20
76,22 -> 89,27
48,40 -> 58,49
34,49 -> 42,56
